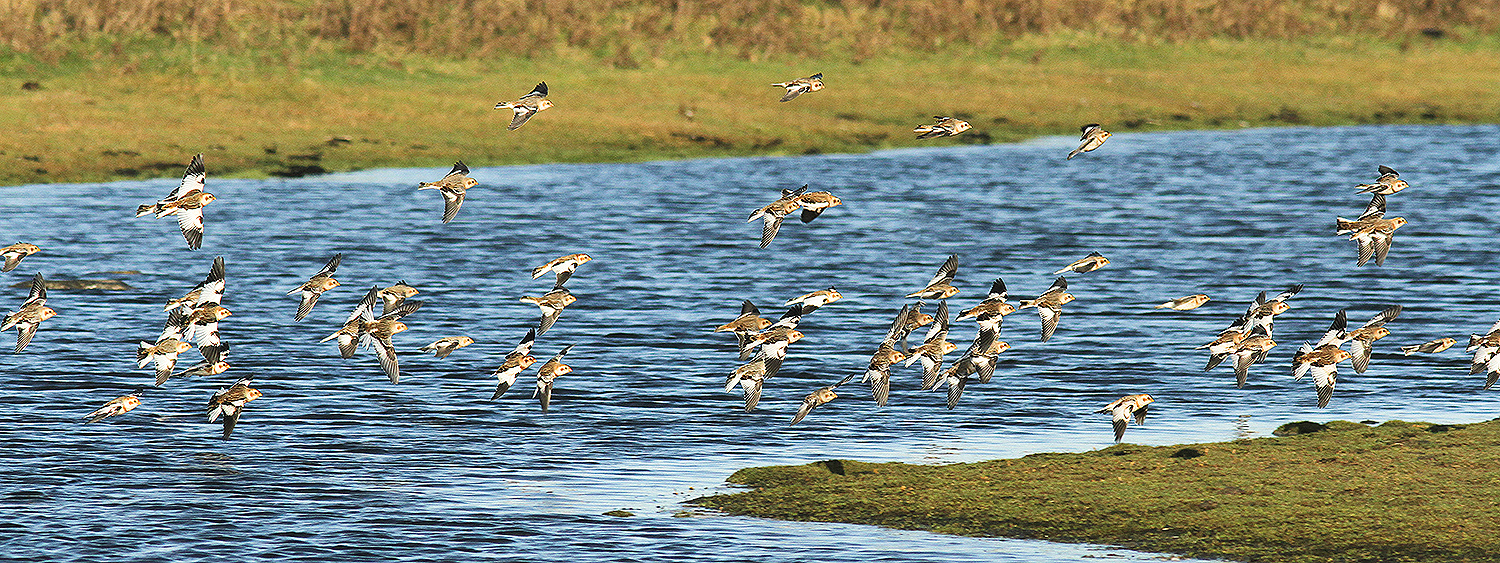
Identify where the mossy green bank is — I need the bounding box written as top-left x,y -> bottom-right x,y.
694,419 -> 1500,562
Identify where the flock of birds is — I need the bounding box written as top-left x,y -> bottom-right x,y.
8,72 -> 1488,443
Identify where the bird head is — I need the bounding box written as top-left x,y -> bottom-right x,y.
537,100 -> 554,111
561,294 -> 579,306
520,355 -> 538,368
212,362 -> 232,374
554,363 -> 573,376
816,388 -> 837,403
787,330 -> 805,344
321,278 -> 341,291
577,254 -> 593,264
992,341 -> 1012,354
391,322 -> 408,334
1372,327 -> 1390,340
952,120 -> 972,133
39,307 -> 57,320
459,336 -> 475,346
202,193 -> 217,203
1390,217 -> 1408,229
175,341 -> 194,353
1059,292 -> 1076,305
941,341 -> 959,354
911,313 -> 935,328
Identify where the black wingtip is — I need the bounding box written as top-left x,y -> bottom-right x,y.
534,82 -> 548,96
185,153 -> 205,177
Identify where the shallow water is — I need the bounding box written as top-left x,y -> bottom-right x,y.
3,124 -> 1499,562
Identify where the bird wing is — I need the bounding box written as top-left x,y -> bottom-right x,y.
927,254 -> 959,287
440,187 -> 466,224
176,206 -> 205,250
508,106 -> 538,130
1038,307 -> 1061,342
759,213 -> 785,248
166,153 -> 206,200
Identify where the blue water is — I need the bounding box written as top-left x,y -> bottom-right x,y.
3,124 -> 1499,562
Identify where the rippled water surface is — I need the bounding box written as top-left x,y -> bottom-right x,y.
5,124 -> 1500,562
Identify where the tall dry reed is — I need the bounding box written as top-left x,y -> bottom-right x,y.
2,0 -> 1496,58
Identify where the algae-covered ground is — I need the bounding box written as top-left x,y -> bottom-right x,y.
4,36 -> 1500,186
693,419 -> 1500,562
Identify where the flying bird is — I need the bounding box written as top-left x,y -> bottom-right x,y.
418,161 -> 478,224
1345,305 -> 1401,373
790,373 -> 856,426
1053,251 -> 1109,275
491,329 -> 537,400
771,72 -> 824,102
135,153 -> 214,250
1401,337 -> 1455,356
206,377 -> 261,439
914,116 -> 971,139
862,305 -> 912,406
906,254 -> 960,300
287,253 -> 341,321
1067,124 -> 1111,160
420,336 -> 474,359
1292,311 -> 1353,407
2,272 -> 55,353
494,82 -> 552,130
1017,277 -> 1074,342
1156,294 -> 1210,311
1355,165 -> 1409,195
795,190 -> 842,223
747,185 -> 807,249
83,391 -> 143,423
1096,394 -> 1153,442
0,243 -> 40,272
138,309 -> 194,386
784,288 -> 841,308
519,283 -> 577,335
907,301 -> 956,391
533,344 -> 575,412
1336,194 -> 1406,266
716,300 -> 773,361
531,253 -> 592,286
957,278 -> 1014,349
378,281 -> 419,316
1467,318 -> 1500,389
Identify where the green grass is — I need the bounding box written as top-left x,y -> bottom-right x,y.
3,36 -> 1500,186
692,419 -> 1500,562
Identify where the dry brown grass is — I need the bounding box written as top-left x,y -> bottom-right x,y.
4,0 -> 1498,60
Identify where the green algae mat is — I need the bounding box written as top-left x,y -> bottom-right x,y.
693,419 -> 1500,562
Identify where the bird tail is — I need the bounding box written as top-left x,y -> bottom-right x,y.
417,181 -> 438,190
1067,148 -> 1083,160
1400,344 -> 1419,356
135,203 -> 160,217
136,342 -> 155,368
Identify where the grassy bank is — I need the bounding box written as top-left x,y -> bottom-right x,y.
4,35 -> 1500,186
693,419 -> 1500,562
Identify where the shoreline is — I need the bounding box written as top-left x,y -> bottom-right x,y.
4,38 -> 1500,187
692,419 -> 1500,563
